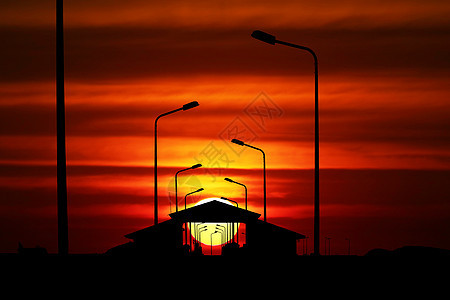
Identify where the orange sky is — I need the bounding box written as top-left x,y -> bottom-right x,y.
0,0 -> 449,255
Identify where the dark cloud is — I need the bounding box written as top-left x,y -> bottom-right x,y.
0,26 -> 449,82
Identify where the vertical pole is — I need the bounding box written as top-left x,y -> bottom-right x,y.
244,185 -> 248,211
175,173 -> 178,213
263,151 -> 266,222
154,120 -> 158,225
56,0 -> 68,255
314,54 -> 319,256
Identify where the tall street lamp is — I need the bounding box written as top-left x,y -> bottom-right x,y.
154,101 -> 199,225
251,30 -> 320,255
175,163 -> 202,212
224,177 -> 248,210
231,139 -> 266,221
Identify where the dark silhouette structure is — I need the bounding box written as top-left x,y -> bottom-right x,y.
251,30 -> 320,255
56,0 -> 68,255
106,200 -> 304,256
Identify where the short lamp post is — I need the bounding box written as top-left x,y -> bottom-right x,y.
175,164 -> 202,212
211,231 -> 219,255
231,139 -> 266,221
224,177 -> 248,210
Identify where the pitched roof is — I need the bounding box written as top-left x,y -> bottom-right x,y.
168,200 -> 261,223
124,219 -> 176,240
253,219 -> 305,240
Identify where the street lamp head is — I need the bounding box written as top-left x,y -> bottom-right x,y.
251,30 -> 276,45
220,197 -> 229,200
182,101 -> 199,111
195,188 -> 204,193
224,177 -> 234,183
231,139 -> 244,146
191,163 -> 202,169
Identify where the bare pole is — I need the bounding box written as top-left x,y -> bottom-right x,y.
56,0 -> 68,255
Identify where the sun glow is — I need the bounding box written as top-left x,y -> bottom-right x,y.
187,197 -> 240,246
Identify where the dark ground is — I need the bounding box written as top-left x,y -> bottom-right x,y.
1,249 -> 447,295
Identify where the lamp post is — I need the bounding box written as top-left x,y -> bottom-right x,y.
251,30 -> 320,256
224,177 -> 248,210
175,164 -> 202,212
215,226 -> 225,245
198,226 -> 208,244
216,224 -> 227,244
154,101 -> 199,225
231,139 -> 266,221
220,196 -> 238,208
184,188 -> 204,210
184,188 -> 204,246
211,231 -> 219,255
195,222 -> 205,241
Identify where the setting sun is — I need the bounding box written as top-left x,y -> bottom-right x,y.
187,198 -> 240,246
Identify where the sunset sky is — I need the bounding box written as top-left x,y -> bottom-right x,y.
0,0 -> 449,255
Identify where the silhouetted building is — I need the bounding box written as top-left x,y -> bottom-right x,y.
107,200 -> 304,256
